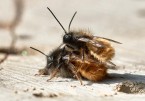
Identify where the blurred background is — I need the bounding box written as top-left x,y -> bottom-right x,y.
0,0 -> 145,67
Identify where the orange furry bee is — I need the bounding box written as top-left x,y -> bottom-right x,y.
47,7 -> 121,66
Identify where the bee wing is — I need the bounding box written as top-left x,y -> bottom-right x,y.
78,38 -> 90,42
78,38 -> 104,48
94,36 -> 122,44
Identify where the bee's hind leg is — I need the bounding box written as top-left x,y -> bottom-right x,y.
62,54 -> 83,85
68,63 -> 83,85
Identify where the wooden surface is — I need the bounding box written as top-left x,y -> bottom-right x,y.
0,56 -> 145,101
0,0 -> 145,101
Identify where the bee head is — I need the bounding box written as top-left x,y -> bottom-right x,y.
63,33 -> 73,44
30,47 -> 53,68
63,32 -> 82,50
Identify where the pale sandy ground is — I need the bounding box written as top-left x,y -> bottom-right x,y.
0,0 -> 145,101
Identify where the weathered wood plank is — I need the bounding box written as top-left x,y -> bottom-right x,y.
0,56 -> 145,101
1,0 -> 145,101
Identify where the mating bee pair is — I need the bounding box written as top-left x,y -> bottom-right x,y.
31,7 -> 121,85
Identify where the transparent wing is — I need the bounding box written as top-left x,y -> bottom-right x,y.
93,36 -> 122,44
78,37 -> 104,48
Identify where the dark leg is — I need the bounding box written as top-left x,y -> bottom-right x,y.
60,47 -> 83,85
108,61 -> 116,66
35,68 -> 48,76
81,48 -> 85,61
47,46 -> 66,80
68,63 -> 83,85
47,63 -> 63,81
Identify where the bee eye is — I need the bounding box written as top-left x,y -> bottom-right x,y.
63,34 -> 72,43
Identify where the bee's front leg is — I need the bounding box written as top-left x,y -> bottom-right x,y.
47,63 -> 63,81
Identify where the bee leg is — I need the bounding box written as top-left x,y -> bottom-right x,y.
35,68 -> 48,76
68,63 -> 83,85
47,63 -> 63,81
82,49 -> 85,61
108,61 -> 116,66
80,48 -> 85,61
62,54 -> 83,85
74,72 -> 82,85
47,69 -> 59,81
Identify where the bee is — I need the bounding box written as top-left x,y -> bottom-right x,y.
47,7 -> 121,65
30,46 -> 82,84
30,46 -> 74,78
30,46 -> 107,85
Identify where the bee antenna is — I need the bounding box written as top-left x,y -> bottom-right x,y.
30,47 -> 48,57
47,7 -> 67,34
68,11 -> 77,31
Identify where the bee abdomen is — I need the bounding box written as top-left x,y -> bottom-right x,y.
78,63 -> 107,81
88,39 -> 115,62
90,47 -> 115,62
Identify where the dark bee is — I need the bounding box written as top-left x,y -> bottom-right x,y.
47,7 -> 121,65
31,46 -> 73,78
30,45 -> 83,84
30,46 -> 107,85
